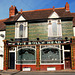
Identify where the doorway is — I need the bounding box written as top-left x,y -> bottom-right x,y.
65,52 -> 71,69
9,52 -> 15,69
64,45 -> 71,69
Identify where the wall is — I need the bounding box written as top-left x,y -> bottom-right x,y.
73,27 -> 75,36
71,37 -> 75,69
16,64 -> 64,71
6,25 -> 15,40
62,21 -> 73,39
5,21 -> 74,41
29,22 -> 48,41
0,31 -> 5,70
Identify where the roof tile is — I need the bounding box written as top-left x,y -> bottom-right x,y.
5,7 -> 73,22
0,18 -> 8,30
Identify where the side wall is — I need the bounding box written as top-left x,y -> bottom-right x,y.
0,31 -> 5,70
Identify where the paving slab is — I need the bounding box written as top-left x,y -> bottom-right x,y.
0,69 -> 75,75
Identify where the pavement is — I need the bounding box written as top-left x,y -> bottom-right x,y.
0,69 -> 75,75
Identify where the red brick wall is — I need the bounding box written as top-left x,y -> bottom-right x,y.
16,65 -> 36,71
40,65 -> 64,71
9,5 -> 18,17
16,64 -> 64,71
65,2 -> 69,11
71,37 -> 75,69
36,45 -> 40,70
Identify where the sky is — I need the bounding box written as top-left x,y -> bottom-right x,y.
0,0 -> 75,19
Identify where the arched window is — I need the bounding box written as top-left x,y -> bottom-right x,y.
52,22 -> 57,36
19,25 -> 23,37
16,48 -> 36,64
41,47 -> 61,63
15,22 -> 28,38
48,20 -> 62,40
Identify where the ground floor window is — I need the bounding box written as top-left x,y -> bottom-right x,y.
16,46 -> 36,64
40,45 -> 63,64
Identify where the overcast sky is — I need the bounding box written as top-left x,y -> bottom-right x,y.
0,0 -> 75,19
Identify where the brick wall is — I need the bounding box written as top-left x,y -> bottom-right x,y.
62,21 -> 73,39
29,22 -> 48,41
71,37 -> 75,69
6,25 -> 15,40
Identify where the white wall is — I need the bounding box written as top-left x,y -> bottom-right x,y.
48,12 -> 59,18
0,31 -> 5,70
73,27 -> 75,36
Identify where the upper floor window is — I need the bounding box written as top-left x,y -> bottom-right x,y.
48,19 -> 62,40
19,25 -> 23,37
15,22 -> 28,38
52,22 -> 57,36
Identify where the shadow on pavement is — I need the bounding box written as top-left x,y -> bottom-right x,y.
10,71 -> 21,75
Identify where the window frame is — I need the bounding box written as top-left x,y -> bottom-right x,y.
48,19 -> 62,38
40,45 -> 64,65
15,22 -> 28,38
16,46 -> 36,65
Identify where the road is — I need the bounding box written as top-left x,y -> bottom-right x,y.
10,72 -> 75,75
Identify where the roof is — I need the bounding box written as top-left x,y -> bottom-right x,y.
0,18 -> 8,30
71,13 -> 75,27
5,7 -> 73,22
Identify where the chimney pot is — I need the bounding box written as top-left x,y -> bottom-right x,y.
21,9 -> 23,14
65,2 -> 69,11
53,6 -> 55,11
11,5 -> 13,7
9,5 -> 18,17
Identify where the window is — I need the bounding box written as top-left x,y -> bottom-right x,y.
15,22 -> 28,38
40,47 -> 63,64
19,25 -> 23,37
48,20 -> 62,40
41,48 -> 61,63
16,46 -> 36,64
52,22 -> 57,36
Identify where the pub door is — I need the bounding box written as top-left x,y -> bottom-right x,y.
9,52 -> 15,69
65,52 -> 71,69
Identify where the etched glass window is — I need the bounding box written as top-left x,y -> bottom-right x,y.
41,47 -> 61,63
16,48 -> 36,64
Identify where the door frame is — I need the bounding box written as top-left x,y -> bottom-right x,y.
9,52 -> 15,69
64,51 -> 71,69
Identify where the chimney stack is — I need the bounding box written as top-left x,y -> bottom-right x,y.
9,5 -> 18,17
20,9 -> 23,14
53,6 -> 55,11
65,2 -> 69,11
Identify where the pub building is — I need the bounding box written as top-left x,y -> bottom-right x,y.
0,2 -> 75,71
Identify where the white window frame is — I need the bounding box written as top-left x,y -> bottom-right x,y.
48,19 -> 62,38
16,46 -> 36,65
15,22 -> 28,38
40,45 -> 64,65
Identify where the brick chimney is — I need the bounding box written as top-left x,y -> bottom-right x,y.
53,6 -> 55,11
9,5 -> 18,17
65,2 -> 69,11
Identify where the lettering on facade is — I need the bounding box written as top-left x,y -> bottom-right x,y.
7,40 -> 72,46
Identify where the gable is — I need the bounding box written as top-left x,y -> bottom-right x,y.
48,12 -> 59,18
17,15 -> 26,21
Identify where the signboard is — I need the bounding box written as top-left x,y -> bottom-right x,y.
7,40 -> 72,46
